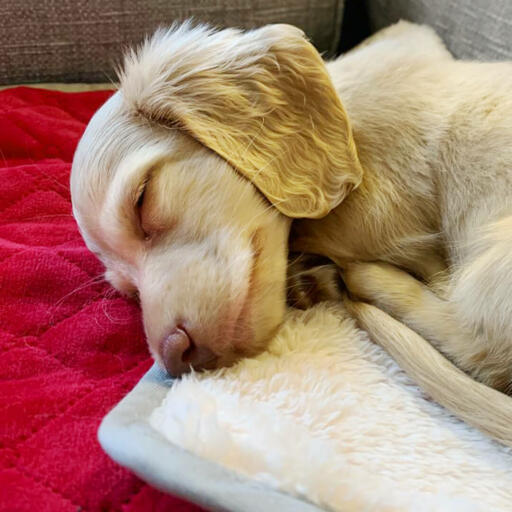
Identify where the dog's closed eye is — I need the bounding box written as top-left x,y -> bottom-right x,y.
134,173 -> 177,241
135,181 -> 150,240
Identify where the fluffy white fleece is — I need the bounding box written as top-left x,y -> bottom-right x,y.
149,303 -> 512,511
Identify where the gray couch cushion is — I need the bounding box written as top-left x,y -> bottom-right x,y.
366,0 -> 512,60
0,0 -> 344,84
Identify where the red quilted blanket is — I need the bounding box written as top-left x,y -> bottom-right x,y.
0,87 -> 203,512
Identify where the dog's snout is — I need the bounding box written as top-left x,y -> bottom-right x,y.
160,326 -> 216,377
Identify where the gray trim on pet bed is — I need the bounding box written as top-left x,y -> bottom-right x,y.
98,364 -> 326,512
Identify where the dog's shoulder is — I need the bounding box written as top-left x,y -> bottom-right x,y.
340,20 -> 452,65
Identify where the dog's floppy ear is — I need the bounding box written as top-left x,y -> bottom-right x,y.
120,22 -> 363,218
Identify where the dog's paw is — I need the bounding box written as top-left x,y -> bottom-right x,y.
341,261 -> 407,300
287,253 -> 344,309
342,262 -> 383,300
342,261 -> 424,316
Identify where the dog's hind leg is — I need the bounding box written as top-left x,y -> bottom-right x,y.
447,215 -> 512,391
343,216 -> 512,393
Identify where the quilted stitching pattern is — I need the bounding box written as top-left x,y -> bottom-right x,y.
0,87 -> 203,512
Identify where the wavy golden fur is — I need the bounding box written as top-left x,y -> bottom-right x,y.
119,22 -> 362,218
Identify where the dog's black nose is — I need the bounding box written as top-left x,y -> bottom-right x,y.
160,326 -> 216,377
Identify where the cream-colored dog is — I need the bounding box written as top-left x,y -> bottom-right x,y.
71,21 -> 512,446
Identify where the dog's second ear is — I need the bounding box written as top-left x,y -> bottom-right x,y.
120,22 -> 363,218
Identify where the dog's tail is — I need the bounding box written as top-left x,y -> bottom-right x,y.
344,297 -> 512,447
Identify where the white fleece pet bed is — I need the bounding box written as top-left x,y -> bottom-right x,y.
99,303 -> 512,512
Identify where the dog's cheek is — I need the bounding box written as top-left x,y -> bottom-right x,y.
104,268 -> 137,297
245,259 -> 287,351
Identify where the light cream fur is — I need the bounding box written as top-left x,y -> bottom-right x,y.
72,21 -> 512,445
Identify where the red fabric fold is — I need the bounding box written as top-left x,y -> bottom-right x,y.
0,87 -> 202,512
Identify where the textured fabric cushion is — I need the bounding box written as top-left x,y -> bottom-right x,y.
0,86 -> 203,512
366,0 -> 512,60
0,0 -> 344,85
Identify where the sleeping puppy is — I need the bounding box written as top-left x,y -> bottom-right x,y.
71,21 -> 512,445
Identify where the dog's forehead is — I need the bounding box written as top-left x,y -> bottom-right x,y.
72,92 -> 172,214
72,92 -> 132,192
71,92 -> 160,248
70,92 -> 242,250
